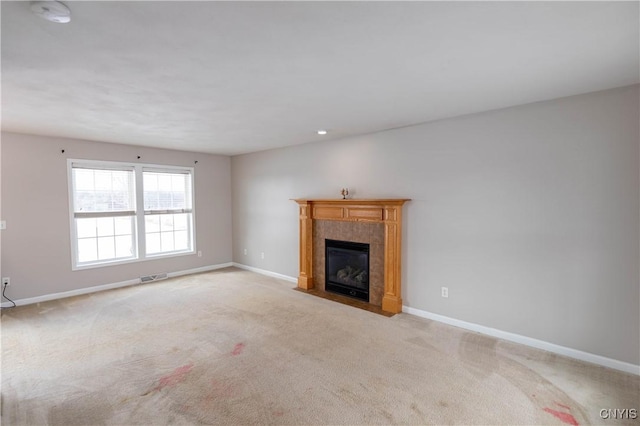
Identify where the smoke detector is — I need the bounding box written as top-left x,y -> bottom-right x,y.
30,1 -> 71,24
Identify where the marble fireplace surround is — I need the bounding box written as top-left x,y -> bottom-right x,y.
293,199 -> 410,314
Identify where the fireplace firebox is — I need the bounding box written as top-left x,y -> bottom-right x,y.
325,239 -> 370,302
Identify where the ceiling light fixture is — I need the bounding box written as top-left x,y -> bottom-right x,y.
30,1 -> 71,24
317,130 -> 328,135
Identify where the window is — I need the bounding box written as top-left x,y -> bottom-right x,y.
71,166 -> 137,265
68,160 -> 195,269
143,169 -> 193,255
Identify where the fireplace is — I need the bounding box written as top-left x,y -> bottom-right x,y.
293,198 -> 410,314
325,239 -> 370,302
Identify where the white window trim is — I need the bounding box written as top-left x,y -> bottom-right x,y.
68,159 -> 196,271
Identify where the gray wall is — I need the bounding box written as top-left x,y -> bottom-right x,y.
231,85 -> 640,365
1,132 -> 232,300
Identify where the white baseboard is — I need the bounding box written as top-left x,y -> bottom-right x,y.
231,262 -> 297,283
0,262 -> 234,308
402,305 -> 640,376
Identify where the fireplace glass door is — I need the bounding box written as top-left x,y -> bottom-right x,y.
325,239 -> 370,302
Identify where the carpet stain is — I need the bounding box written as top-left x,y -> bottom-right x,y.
210,379 -> 237,398
381,410 -> 394,422
153,363 -> 194,392
200,379 -> 239,408
232,343 -> 245,356
495,351 -> 588,424
410,402 -> 426,418
544,407 -> 579,426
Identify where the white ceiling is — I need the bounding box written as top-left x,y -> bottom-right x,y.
2,1 -> 638,156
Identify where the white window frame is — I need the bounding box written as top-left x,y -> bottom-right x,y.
68,159 -> 196,270
142,167 -> 195,258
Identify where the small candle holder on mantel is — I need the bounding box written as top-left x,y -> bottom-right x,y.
340,188 -> 349,199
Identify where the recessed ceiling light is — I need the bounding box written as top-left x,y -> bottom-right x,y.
317,130 -> 328,135
30,1 -> 71,24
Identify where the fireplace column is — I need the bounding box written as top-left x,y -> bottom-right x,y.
382,205 -> 402,313
297,202 -> 313,290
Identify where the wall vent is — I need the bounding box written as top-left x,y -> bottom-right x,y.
140,273 -> 168,283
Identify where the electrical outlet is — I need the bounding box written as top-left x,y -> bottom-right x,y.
2,277 -> 10,287
261,252 -> 265,259
441,287 -> 448,298
197,251 -> 202,257
243,249 -> 247,255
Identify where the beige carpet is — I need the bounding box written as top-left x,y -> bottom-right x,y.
1,267 -> 638,425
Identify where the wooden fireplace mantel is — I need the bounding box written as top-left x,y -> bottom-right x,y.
293,198 -> 410,313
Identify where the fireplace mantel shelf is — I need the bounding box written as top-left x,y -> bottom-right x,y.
293,199 -> 411,203
293,198 -> 410,223
293,198 -> 410,313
